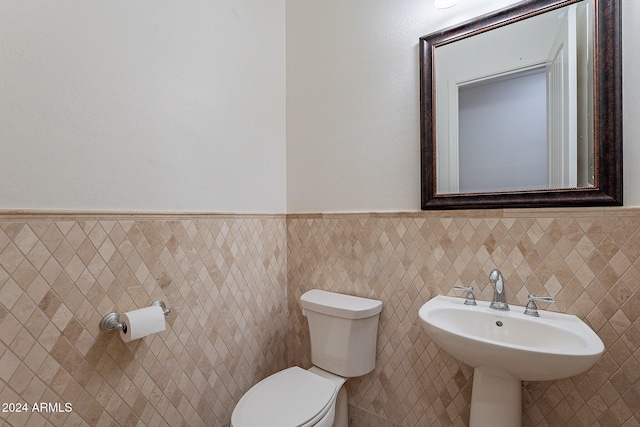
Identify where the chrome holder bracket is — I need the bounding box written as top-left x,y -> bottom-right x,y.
100,300 -> 171,333
99,312 -> 124,333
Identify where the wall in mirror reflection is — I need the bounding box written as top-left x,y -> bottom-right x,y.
435,0 -> 594,194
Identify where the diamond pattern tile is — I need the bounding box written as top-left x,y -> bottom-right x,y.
287,211 -> 640,426
2,209 -> 640,426
0,214 -> 288,427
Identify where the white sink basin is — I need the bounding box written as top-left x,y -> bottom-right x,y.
418,295 -> 604,381
418,295 -> 604,427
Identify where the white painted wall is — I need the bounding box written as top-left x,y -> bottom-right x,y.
2,0 -> 637,213
1,0 -> 286,212
623,0 -> 640,207
287,0 -> 640,211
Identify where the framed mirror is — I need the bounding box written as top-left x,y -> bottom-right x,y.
420,0 -> 622,210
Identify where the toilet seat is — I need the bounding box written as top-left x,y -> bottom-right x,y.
231,366 -> 337,427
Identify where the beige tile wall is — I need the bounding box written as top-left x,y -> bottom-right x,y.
0,213 -> 288,427
287,209 -> 640,426
2,208 -> 639,427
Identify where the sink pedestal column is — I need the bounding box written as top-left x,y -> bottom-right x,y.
469,368 -> 521,427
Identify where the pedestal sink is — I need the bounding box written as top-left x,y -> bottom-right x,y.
418,295 -> 604,427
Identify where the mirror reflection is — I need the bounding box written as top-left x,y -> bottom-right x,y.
434,0 -> 594,194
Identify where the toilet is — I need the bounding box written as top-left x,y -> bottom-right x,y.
231,289 -> 383,427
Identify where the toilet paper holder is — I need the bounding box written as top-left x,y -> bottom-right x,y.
100,301 -> 171,333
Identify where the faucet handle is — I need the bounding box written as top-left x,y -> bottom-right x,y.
453,285 -> 477,305
524,294 -> 555,317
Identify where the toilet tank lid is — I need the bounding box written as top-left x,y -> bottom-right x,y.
300,290 -> 382,319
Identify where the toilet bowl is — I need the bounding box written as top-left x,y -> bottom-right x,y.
231,366 -> 345,427
231,289 -> 383,427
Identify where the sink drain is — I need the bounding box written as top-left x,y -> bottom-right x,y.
496,320 -> 504,327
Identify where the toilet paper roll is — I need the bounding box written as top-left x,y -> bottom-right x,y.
119,305 -> 166,342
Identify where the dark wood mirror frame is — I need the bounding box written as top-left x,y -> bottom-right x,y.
420,0 -> 622,210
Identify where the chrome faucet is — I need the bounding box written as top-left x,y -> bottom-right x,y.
489,269 -> 509,311
453,285 -> 477,305
524,294 -> 555,317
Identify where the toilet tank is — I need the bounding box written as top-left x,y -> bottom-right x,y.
300,289 -> 383,378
